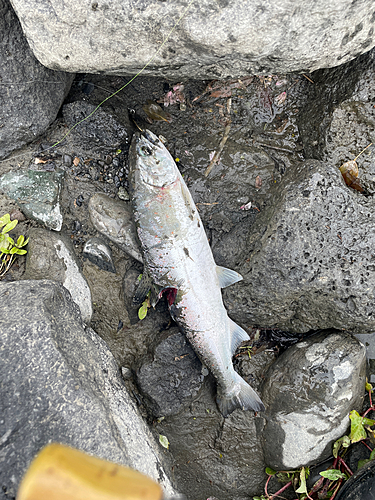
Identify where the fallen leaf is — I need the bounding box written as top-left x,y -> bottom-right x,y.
73,157 -> 80,166
255,175 -> 262,189
34,158 -> 48,164
240,201 -> 252,211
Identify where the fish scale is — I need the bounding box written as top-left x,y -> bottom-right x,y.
129,130 -> 264,416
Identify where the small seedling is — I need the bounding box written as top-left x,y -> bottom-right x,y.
0,214 -> 28,278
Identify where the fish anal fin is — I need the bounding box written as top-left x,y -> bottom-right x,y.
216,266 -> 243,288
230,319 -> 249,354
216,372 -> 265,417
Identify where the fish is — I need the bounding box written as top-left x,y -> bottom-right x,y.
129,130 -> 264,417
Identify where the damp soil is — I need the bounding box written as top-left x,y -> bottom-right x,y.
0,50 -> 373,499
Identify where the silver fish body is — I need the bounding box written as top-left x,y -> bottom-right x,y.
129,130 -> 264,416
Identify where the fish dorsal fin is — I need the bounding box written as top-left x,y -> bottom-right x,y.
230,319 -> 249,354
216,266 -> 243,288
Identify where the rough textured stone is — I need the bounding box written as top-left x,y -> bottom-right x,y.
0,280 -> 175,500
88,192 -> 142,262
221,159 -> 375,334
136,329 -> 205,417
261,330 -> 366,470
24,228 -> 93,323
83,236 -> 116,273
297,47 -> 375,194
0,0 -> 73,159
0,168 -> 64,231
63,101 -> 129,152
9,0 -> 375,79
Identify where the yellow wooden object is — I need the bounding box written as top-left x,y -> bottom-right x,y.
17,443 -> 163,500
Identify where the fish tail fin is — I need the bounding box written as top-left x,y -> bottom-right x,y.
216,371 -> 265,417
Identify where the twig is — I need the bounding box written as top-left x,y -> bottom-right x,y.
204,122 -> 231,176
302,74 -> 314,84
253,141 -> 295,154
205,98 -> 232,177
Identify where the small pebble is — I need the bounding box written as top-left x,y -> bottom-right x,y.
117,187 -> 130,201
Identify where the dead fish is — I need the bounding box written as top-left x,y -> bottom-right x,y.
129,129 -> 264,416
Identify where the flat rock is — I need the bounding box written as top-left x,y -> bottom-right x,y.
261,330 -> 366,470
0,0 -> 73,159
9,0 -> 375,79
136,329 -> 205,417
0,280 -> 175,500
88,192 -> 142,262
24,228 -> 93,323
0,168 -> 64,231
222,159 -> 375,333
83,236 -> 116,273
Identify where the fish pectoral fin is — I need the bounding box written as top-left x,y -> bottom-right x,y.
230,319 -> 249,354
216,266 -> 243,288
132,270 -> 153,306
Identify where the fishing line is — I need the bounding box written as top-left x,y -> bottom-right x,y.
0,0 -> 195,163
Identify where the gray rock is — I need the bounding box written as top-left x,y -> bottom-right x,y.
9,0 -> 375,79
83,236 -> 116,274
88,192 -> 142,262
24,228 -> 93,323
297,48 -> 375,194
0,168 -> 64,230
63,101 -> 129,151
0,0 -> 73,159
261,330 -> 366,470
136,329 -> 205,417
221,159 -> 375,334
0,280 -> 176,500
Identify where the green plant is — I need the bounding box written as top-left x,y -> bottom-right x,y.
0,214 -> 28,278
254,380 -> 375,500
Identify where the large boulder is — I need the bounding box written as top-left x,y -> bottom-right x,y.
0,280 -> 175,499
0,0 -> 73,159
261,330 -> 367,470
9,0 -> 375,79
219,158 -> 375,334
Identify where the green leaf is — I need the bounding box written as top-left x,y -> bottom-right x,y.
295,467 -> 308,494
20,236 -> 29,248
333,435 -> 351,458
11,248 -> 27,255
137,273 -> 143,282
366,380 -> 373,393
0,214 -> 10,228
265,467 -> 277,475
6,236 -> 14,246
370,449 -> 375,460
320,469 -> 346,481
138,300 -> 148,320
0,247 -> 10,254
159,434 -> 169,449
16,235 -> 24,247
349,410 -> 375,443
358,459 -> 370,470
2,219 -> 17,234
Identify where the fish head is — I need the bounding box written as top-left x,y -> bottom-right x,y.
133,130 -> 178,188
